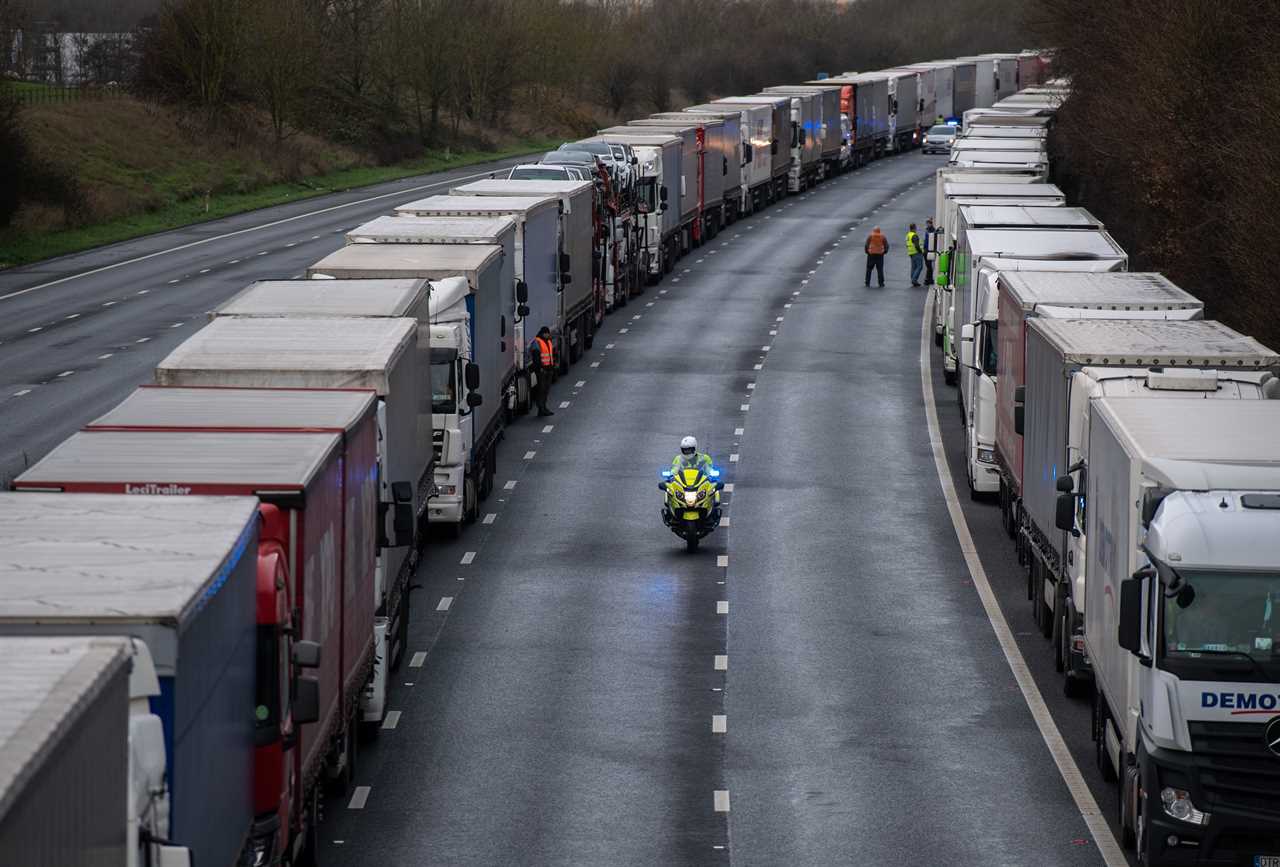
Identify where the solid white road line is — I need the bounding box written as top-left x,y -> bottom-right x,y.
712,715 -> 727,734
436,597 -> 453,612
409,652 -> 427,668
713,790 -> 730,812
717,601 -> 729,615
918,298 -> 1126,867
0,166 -> 510,303
714,655 -> 728,671
460,552 -> 476,565
348,786 -> 371,810
382,711 -> 402,730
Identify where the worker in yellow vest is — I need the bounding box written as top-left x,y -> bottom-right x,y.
906,223 -> 924,287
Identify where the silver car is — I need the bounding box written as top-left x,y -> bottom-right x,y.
922,124 -> 957,155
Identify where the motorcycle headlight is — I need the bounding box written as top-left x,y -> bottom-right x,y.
683,490 -> 699,506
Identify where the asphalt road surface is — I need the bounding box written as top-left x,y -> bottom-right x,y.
0,152 -> 534,485
0,148 -> 1136,865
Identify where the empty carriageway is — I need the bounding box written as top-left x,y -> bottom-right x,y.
318,151 -> 1119,867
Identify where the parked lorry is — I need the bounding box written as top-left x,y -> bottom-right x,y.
655,109 -> 746,222
712,95 -> 791,201
393,194 -> 570,357
1016,319 -> 1279,692
948,150 -> 1050,177
586,134 -> 681,280
915,61 -> 956,123
306,247 -> 512,535
951,59 -> 978,117
452,178 -> 601,342
763,85 -> 843,178
1017,51 -> 1047,88
688,101 -> 772,213
0,633 -> 179,867
85,384 -> 400,736
877,70 -> 920,152
934,178 -> 1067,360
953,223 -> 1129,500
757,87 -> 820,191
984,53 -> 1020,100
627,117 -> 724,242
1078,397 -> 1280,865
0,493 -> 271,867
905,65 -> 937,131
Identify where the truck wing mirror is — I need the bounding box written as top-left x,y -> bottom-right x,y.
466,393 -> 483,409
515,279 -> 529,304
292,639 -> 321,669
1055,475 -> 1074,493
661,202 -> 669,213
500,315 -> 506,338
659,185 -> 668,202
465,362 -> 481,391
723,155 -> 728,176
518,304 -> 531,317
293,675 -> 321,725
743,143 -> 753,162
1014,385 -> 1026,436
771,138 -> 778,155
1117,577 -> 1146,658
1054,493 -> 1075,532
155,846 -> 193,867
958,323 -> 975,371
559,252 -> 571,273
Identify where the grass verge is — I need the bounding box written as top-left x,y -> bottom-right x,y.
0,137 -> 557,270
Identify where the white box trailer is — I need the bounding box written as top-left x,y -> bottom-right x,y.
622,119 -> 707,247
948,151 -> 1049,177
451,178 -> 600,347
956,57 -> 996,108
950,225 -> 1127,391
877,70 -> 920,152
1081,397 -> 1280,863
982,53 -> 1020,100
592,131 -> 682,278
0,636 -> 135,866
658,108 -> 746,221
392,195 -> 562,372
759,87 -> 821,190
951,137 -> 1047,153
763,85 -> 843,176
915,61 -> 956,123
957,126 -> 1048,141
690,102 -> 773,212
712,95 -> 790,200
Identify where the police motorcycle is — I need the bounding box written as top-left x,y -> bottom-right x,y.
659,463 -> 724,551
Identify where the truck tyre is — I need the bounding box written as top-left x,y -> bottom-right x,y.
516,372 -> 531,415
1040,575 -> 1054,639
1121,763 -> 1139,850
1094,696 -> 1117,782
584,317 -> 595,350
294,789 -> 320,867
1053,587 -> 1067,672
943,367 -> 956,386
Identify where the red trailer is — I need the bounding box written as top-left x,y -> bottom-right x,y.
14,401 -> 379,867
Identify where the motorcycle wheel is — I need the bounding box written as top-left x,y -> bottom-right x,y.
686,535 -> 699,552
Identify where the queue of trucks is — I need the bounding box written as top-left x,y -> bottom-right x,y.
931,79 -> 1280,865
0,51 -> 1058,867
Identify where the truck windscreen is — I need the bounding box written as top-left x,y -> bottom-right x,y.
431,361 -> 457,415
1162,570 -> 1279,675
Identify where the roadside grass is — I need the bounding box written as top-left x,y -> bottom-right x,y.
0,137 -> 557,269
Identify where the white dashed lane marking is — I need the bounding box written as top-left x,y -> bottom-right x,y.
714,655 -> 728,671
409,652 -> 427,668
712,715 -> 727,734
714,791 -> 730,813
460,551 -> 476,565
348,787 -> 371,810
436,597 -> 453,612
482,513 -> 497,525
382,711 -> 402,730
717,601 -> 729,615
504,480 -> 518,490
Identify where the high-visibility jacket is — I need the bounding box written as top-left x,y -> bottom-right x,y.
672,452 -> 713,473
533,336 -> 555,368
906,231 -> 922,256
865,232 -> 887,255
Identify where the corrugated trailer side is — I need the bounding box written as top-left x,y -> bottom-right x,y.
953,61 -> 977,115
0,636 -> 131,867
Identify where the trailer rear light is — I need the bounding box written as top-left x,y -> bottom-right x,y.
437,485 -> 456,496
13,486 -> 63,492
1071,635 -> 1086,654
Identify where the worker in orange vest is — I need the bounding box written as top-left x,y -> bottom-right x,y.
528,326 -> 556,417
864,226 -> 889,288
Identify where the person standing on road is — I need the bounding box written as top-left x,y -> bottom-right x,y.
864,226 -> 888,288
923,217 -> 938,285
528,326 -> 556,417
906,223 -> 924,287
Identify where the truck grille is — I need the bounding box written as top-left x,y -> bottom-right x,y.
1186,720 -> 1280,819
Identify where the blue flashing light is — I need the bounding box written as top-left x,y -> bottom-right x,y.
708,468 -> 721,479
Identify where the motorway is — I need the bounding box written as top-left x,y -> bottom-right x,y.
1,149 -> 1133,865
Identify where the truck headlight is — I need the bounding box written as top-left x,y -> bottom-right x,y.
683,490 -> 699,506
438,484 -> 456,496
977,448 -> 996,465
1160,788 -> 1210,826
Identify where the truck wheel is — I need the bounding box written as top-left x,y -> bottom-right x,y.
1094,696 -> 1117,782
1121,764 -> 1139,850
584,317 -> 594,349
516,373 -> 531,415
933,329 -> 942,347
1040,578 -> 1054,639
464,475 -> 478,524
943,368 -> 956,386
393,591 -> 409,671
294,789 -> 320,867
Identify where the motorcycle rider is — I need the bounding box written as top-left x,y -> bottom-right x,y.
671,435 -> 713,473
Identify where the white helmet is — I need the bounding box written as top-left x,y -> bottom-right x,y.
680,435 -> 698,456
